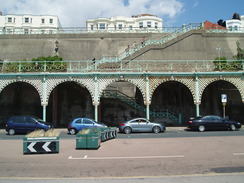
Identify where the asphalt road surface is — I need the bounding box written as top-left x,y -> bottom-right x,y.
1,127 -> 244,139
1,173 -> 244,183
0,129 -> 244,182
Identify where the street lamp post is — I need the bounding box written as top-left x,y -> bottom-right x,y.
216,45 -> 221,60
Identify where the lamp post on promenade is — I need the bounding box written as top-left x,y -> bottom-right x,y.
216,45 -> 221,60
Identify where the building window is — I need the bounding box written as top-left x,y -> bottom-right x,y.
118,24 -> 123,30
24,29 -> 29,34
234,26 -> 238,31
24,17 -> 29,23
50,19 -> 53,24
147,21 -> 151,28
99,23 -> 106,30
42,19 -> 45,24
139,22 -> 143,28
90,25 -> 94,30
129,25 -> 133,30
6,29 -> 13,34
7,17 -> 12,23
155,22 -> 158,29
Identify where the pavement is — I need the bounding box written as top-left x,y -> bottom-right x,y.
43,126 -> 244,133
1,126 -> 243,135
53,126 -> 188,133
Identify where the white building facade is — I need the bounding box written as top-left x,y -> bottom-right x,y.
86,14 -> 163,32
0,13 -> 62,34
226,13 -> 244,32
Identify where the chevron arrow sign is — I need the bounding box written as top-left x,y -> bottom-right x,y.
27,141 -> 56,153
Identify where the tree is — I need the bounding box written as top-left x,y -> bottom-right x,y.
233,41 -> 244,60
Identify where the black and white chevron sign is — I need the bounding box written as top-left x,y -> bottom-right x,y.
27,141 -> 56,153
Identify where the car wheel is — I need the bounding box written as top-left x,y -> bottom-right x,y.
8,129 -> 15,135
69,128 -> 77,135
230,124 -> 236,131
124,127 -> 132,134
153,126 -> 161,133
198,125 -> 205,132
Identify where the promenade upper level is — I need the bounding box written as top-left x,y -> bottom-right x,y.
0,23 -> 244,35
0,59 -> 243,74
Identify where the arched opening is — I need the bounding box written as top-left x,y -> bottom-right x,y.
151,81 -> 195,125
47,81 -> 93,127
100,81 -> 144,126
0,82 -> 42,127
200,80 -> 244,121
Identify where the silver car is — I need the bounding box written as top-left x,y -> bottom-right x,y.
119,118 -> 165,134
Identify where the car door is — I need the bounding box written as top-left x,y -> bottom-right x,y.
212,116 -> 227,130
12,116 -> 26,132
129,119 -> 140,132
201,116 -> 214,129
137,119 -> 152,132
83,118 -> 95,128
26,116 -> 39,132
73,119 -> 84,131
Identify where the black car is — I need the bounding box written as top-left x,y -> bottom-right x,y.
187,115 -> 242,132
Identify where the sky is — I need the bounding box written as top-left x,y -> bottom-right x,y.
0,0 -> 243,27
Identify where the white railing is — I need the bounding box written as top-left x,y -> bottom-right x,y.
1,60 -> 243,73
1,23 -> 244,35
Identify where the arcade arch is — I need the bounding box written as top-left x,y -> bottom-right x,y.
200,80 -> 244,122
151,81 -> 195,124
100,80 -> 144,126
46,81 -> 93,127
0,82 -> 42,124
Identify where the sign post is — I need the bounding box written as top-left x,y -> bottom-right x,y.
221,94 -> 227,118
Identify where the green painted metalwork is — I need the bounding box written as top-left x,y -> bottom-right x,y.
98,23 -> 202,63
101,90 -> 181,123
1,60 -> 243,73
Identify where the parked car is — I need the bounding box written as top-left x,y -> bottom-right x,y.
119,118 -> 165,134
5,116 -> 53,135
187,115 -> 242,132
67,118 -> 107,135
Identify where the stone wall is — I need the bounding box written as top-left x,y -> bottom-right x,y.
1,30 -> 243,61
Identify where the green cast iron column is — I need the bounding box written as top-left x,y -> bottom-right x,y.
195,75 -> 200,117
146,74 -> 150,120
42,76 -> 47,122
94,74 -> 99,122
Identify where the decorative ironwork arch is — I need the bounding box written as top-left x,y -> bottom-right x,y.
0,77 -> 43,103
198,77 -> 244,103
44,77 -> 94,105
149,76 -> 196,103
97,76 -> 146,104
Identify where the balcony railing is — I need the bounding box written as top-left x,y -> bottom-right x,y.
1,23 -> 244,35
1,60 -> 243,73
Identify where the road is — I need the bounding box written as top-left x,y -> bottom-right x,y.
1,173 -> 244,183
1,127 -> 244,139
0,128 -> 244,182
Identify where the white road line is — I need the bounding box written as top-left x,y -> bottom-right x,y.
233,153 -> 244,156
68,155 -> 185,160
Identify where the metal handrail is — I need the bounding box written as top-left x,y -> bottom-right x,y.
97,23 -> 203,63
101,90 -> 181,123
1,60 -> 243,73
1,24 -> 243,35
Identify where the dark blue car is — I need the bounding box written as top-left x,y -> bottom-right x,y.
187,115 -> 242,132
67,118 -> 107,135
6,116 -> 53,135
